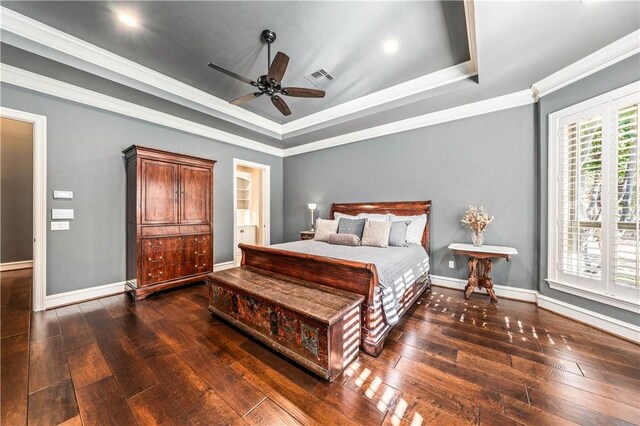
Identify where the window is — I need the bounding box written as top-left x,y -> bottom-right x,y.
549,83 -> 639,311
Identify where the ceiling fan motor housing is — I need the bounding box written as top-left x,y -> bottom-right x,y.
261,29 -> 276,44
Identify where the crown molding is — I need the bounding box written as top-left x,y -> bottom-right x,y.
531,29 -> 640,100
0,64 -> 285,157
281,61 -> 477,136
0,6 -> 283,138
0,6 -> 479,139
463,0 -> 478,75
283,89 -> 535,157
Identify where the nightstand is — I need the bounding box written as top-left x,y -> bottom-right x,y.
300,231 -> 315,240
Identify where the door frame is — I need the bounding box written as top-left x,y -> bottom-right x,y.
1,107 -> 47,312
232,159 -> 270,266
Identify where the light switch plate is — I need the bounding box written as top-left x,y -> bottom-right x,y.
52,209 -> 74,220
51,221 -> 70,231
448,261 -> 455,269
53,190 -> 73,199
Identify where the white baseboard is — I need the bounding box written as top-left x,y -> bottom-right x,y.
537,295 -> 640,344
1,260 -> 33,271
431,274 -> 640,344
431,274 -> 538,303
213,261 -> 235,271
46,281 -> 126,309
44,261 -> 235,309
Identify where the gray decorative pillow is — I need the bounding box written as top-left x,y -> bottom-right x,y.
337,217 -> 367,239
361,220 -> 392,248
328,233 -> 361,246
389,221 -> 411,246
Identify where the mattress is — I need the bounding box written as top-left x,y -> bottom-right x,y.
270,240 -> 430,325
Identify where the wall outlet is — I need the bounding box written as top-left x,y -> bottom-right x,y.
51,221 -> 70,231
448,260 -> 455,269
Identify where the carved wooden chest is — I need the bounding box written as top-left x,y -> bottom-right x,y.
207,267 -> 363,381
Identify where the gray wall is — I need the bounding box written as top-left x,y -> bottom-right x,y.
1,117 -> 33,263
284,105 -> 537,290
538,54 -> 640,325
0,84 -> 283,296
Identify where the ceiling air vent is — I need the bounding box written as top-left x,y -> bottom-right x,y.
304,68 -> 335,89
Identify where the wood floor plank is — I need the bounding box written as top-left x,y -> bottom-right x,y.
186,389 -> 247,425
503,395 -> 578,426
527,388 -> 637,426
344,357 -> 481,425
3,275 -> 638,426
112,312 -> 160,349
456,351 -> 640,424
244,398 -> 302,426
1,333 -> 29,425
27,379 -> 79,426
75,376 -> 137,426
30,310 -> 61,342
510,353 -> 640,408
230,355 -> 357,426
79,301 -> 160,399
180,346 -> 266,417
28,334 -> 71,393
394,356 -> 505,412
1,305 -> 30,338
58,312 -> 96,353
66,342 -> 112,389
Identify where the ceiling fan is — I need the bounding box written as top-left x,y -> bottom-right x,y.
208,29 -> 325,116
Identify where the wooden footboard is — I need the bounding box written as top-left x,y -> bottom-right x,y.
239,243 -> 431,356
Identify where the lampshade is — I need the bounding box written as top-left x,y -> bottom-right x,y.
308,203 -> 317,210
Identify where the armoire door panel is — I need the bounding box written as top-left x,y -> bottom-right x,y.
180,165 -> 211,224
141,159 -> 179,224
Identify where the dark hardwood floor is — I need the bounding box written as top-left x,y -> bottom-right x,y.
2,268 -> 639,425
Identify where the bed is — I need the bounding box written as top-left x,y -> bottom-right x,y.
238,200 -> 432,357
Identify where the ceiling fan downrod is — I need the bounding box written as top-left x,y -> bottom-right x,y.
261,29 -> 277,69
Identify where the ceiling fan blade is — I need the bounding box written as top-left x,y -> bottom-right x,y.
230,92 -> 263,105
267,52 -> 289,84
271,95 -> 291,116
282,87 -> 325,98
208,62 -> 256,86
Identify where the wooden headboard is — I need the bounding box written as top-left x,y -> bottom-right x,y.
329,201 -> 432,255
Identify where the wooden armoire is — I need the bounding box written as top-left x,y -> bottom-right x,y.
123,146 -> 216,300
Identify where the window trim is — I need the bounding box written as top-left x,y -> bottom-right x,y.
548,81 -> 640,312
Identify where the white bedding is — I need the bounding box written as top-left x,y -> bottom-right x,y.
270,240 -> 430,325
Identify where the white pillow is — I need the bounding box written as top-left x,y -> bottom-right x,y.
314,219 -> 338,242
358,213 -> 389,222
361,220 -> 392,248
334,212 -> 358,220
389,214 -> 427,244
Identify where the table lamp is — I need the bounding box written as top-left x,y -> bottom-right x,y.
308,203 -> 317,230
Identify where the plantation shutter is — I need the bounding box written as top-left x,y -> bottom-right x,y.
611,102 -> 639,289
557,111 -> 604,285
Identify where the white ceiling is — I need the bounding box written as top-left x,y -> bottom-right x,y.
0,1 -> 638,152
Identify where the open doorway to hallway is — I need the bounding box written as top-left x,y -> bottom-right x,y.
233,160 -> 270,266
1,117 -> 34,272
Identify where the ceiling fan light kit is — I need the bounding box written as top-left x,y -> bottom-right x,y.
208,29 -> 325,116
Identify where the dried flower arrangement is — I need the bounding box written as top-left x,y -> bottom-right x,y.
461,206 -> 494,246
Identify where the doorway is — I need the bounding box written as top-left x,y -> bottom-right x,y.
233,159 -> 270,266
0,108 -> 47,311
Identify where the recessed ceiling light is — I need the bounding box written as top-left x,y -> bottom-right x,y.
382,39 -> 399,55
118,13 -> 138,28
